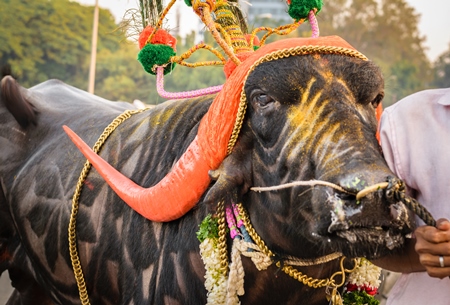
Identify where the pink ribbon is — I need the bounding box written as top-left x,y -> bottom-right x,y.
156,66 -> 223,99
309,10 -> 320,38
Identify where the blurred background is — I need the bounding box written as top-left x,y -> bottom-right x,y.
1,0 -> 449,303
1,0 -> 449,107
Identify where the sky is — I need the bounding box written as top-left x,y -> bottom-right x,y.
75,0 -> 450,62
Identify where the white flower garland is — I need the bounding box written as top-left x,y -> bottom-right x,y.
199,237 -> 228,305
346,258 -> 381,290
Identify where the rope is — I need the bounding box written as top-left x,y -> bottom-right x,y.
386,179 -> 437,227
356,177 -> 437,227
356,182 -> 388,200
253,176 -> 436,227
234,239 -> 273,271
226,239 -> 245,305
170,41 -> 227,67
235,203 -> 348,287
308,9 -> 320,38
68,108 -> 146,305
156,66 -> 223,99
250,179 -> 352,194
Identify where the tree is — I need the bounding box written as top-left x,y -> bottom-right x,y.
318,0 -> 432,106
0,0 -> 122,89
432,43 -> 450,88
0,0 -> 436,106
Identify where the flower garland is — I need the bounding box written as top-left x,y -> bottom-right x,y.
343,258 -> 381,305
197,214 -> 228,305
197,207 -> 382,305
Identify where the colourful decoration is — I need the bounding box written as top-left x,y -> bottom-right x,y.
197,214 -> 228,305
135,0 -> 322,97
156,67 -> 223,99
287,0 -> 323,21
342,258 -> 381,305
343,291 -> 380,305
198,204 -> 382,305
137,25 -> 178,75
137,44 -> 176,75
138,26 -> 177,51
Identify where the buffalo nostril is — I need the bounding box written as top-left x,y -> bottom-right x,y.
336,193 -> 356,201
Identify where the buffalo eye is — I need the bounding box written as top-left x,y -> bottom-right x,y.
251,91 -> 275,109
371,93 -> 384,109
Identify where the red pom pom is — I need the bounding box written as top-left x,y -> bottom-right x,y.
138,26 -> 177,51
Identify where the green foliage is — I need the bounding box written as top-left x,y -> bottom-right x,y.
0,0 -> 121,88
246,0 -> 437,106
196,214 -> 219,243
432,43 -> 450,88
318,0 -> 432,106
1,0 -> 447,107
343,291 -> 380,305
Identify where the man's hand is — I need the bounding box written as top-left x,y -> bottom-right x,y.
415,218 -> 450,279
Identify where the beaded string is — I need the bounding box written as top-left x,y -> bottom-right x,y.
156,66 -> 223,99
226,204 -> 240,239
225,203 -> 253,244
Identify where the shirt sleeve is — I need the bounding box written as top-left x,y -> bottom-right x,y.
379,106 -> 417,198
379,108 -> 402,179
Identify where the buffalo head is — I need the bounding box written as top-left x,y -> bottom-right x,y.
210,48 -> 414,262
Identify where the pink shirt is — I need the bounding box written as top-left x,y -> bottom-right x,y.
380,88 -> 450,304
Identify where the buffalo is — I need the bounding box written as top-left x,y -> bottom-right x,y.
0,37 -> 413,305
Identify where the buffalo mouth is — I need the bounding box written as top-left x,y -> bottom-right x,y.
331,226 -> 407,259
318,192 -> 414,259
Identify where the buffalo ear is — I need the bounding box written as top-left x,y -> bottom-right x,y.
203,150 -> 252,205
1,74 -> 38,129
203,165 -> 242,205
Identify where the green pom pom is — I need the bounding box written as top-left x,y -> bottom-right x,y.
288,0 -> 323,21
137,44 -> 176,75
343,291 -> 380,305
184,0 -> 192,7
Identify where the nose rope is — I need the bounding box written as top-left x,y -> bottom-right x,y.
355,182 -> 389,200
357,178 -> 437,227
251,178 -> 437,227
250,180 -> 353,194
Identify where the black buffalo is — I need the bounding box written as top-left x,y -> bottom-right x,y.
0,37 -> 413,305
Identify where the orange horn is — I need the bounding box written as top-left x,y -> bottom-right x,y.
64,126 -> 212,222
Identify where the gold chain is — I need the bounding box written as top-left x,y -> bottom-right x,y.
226,45 -> 368,154
236,203 -> 356,291
216,200 -> 229,273
68,108 -> 146,305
